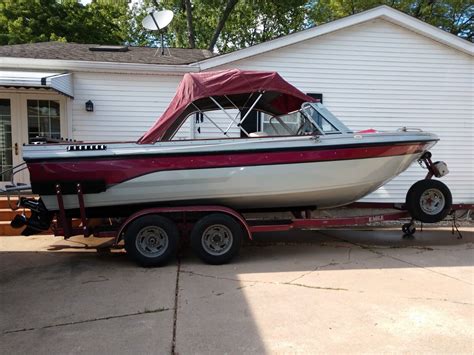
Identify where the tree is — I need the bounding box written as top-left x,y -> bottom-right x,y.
132,0 -> 472,52
1,0 -> 471,49
309,0 -> 473,41
0,0 -> 131,45
131,0 -> 309,52
221,0 -> 309,50
426,0 -> 473,40
184,0 -> 196,48
208,0 -> 239,51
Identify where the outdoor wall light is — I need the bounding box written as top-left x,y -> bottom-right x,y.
85,100 -> 94,112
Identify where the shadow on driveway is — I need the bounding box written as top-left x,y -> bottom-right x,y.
0,227 -> 472,353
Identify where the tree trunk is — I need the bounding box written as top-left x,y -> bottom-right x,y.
208,0 -> 238,52
184,0 -> 195,48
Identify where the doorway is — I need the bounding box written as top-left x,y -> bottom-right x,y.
0,92 -> 68,186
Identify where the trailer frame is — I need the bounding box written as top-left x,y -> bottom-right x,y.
50,180 -> 472,244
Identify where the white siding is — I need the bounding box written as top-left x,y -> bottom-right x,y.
72,73 -> 239,141
72,72 -> 182,141
213,19 -> 473,204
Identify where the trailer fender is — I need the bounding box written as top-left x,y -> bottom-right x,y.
115,205 -> 252,244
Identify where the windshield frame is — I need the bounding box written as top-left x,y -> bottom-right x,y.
300,102 -> 352,135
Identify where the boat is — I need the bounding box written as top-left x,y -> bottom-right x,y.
4,69 -> 450,236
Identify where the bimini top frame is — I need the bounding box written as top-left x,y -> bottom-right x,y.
138,69 -> 317,143
168,95 -> 353,141
191,91 -> 265,138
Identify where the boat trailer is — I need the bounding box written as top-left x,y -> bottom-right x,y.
12,185 -> 470,267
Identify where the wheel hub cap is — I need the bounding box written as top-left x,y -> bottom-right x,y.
420,188 -> 445,215
202,224 -> 233,256
136,226 -> 169,257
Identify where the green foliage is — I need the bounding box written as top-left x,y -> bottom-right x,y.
0,0 -> 131,45
132,0 -> 472,52
218,0 -> 308,52
0,0 -> 471,50
309,0 -> 473,40
129,0 -> 308,52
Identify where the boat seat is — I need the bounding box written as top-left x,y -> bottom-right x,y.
249,131 -> 269,137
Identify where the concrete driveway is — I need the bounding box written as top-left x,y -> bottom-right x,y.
1,228 -> 473,354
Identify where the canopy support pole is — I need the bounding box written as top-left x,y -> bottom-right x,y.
222,95 -> 243,135
191,103 -> 228,136
239,92 -> 264,131
208,96 -> 248,136
209,96 -> 237,123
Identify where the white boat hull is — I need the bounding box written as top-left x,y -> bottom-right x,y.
41,153 -> 422,211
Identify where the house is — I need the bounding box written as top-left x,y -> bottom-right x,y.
0,5 -> 472,204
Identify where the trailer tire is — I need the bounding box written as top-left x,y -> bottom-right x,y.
406,180 -> 452,223
124,215 -> 179,267
191,213 -> 243,265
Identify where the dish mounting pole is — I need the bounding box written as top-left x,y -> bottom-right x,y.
150,12 -> 165,56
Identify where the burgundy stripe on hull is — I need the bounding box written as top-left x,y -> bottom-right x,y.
28,142 -> 430,186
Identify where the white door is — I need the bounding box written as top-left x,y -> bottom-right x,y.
0,92 -> 68,186
0,94 -> 22,188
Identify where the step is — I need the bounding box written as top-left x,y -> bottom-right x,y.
0,198 -> 19,210
0,221 -> 22,236
0,194 -> 86,236
0,198 -> 34,236
0,208 -> 31,221
0,221 -> 28,236
0,196 -> 38,209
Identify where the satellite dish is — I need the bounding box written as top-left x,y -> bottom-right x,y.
142,10 -> 174,31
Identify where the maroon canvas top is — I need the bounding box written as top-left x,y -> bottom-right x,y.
138,69 -> 316,143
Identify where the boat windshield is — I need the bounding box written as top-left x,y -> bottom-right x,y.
262,110 -> 320,136
262,103 -> 352,137
301,103 -> 352,135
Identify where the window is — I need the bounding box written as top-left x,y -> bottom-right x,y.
0,99 -> 12,181
27,100 -> 61,143
306,93 -> 323,104
263,111 -> 298,135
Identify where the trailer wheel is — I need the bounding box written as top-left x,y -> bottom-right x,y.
124,215 -> 179,267
191,213 -> 243,265
406,180 -> 452,223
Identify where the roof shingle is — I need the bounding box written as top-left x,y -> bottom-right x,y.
0,42 -> 213,65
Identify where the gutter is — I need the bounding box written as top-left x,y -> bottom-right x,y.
0,57 -> 199,75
